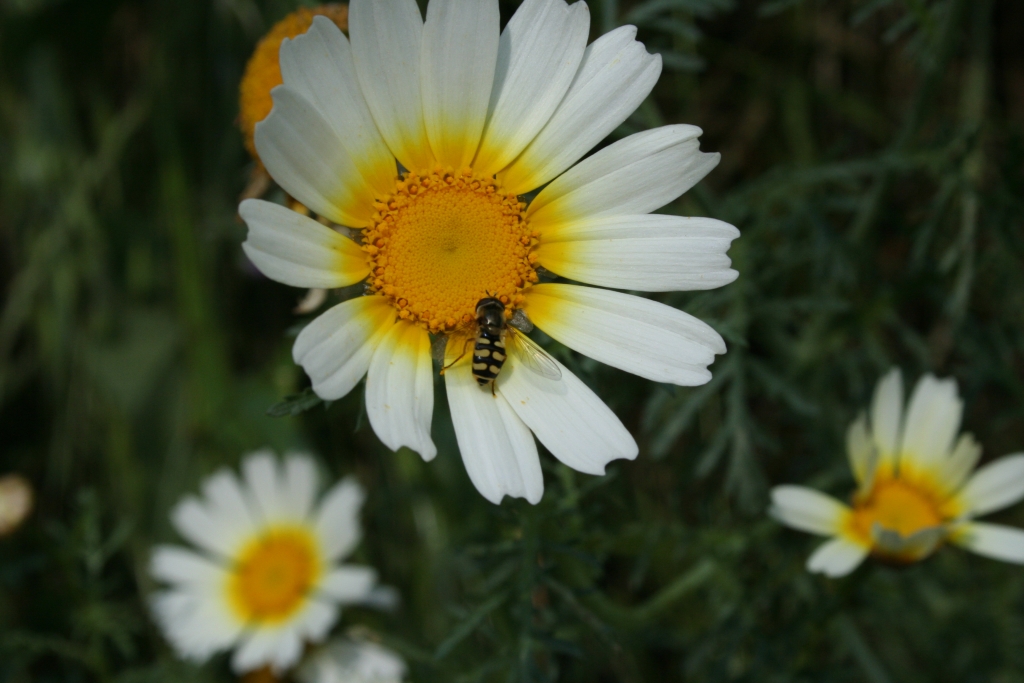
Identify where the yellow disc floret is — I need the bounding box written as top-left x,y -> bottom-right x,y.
846,476 -> 944,560
364,167 -> 539,333
229,527 -> 320,623
239,4 -> 349,164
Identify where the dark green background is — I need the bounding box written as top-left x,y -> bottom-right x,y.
2,0 -> 1023,681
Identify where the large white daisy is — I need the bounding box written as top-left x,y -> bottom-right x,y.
149,450 -> 377,674
770,369 -> 1024,577
240,0 -> 739,504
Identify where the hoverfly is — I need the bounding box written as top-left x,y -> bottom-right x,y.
445,297 -> 561,393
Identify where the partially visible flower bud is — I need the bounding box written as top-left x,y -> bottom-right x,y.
239,5 -> 349,165
0,474 -> 33,536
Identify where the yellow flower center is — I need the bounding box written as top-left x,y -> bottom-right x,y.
363,167 -> 539,333
848,477 -> 943,549
229,528 -> 320,623
239,4 -> 349,164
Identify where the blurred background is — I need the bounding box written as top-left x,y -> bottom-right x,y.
2,0 -> 1024,681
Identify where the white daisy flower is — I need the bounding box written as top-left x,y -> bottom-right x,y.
770,369 -> 1024,577
149,450 -> 377,674
240,0 -> 739,505
296,638 -> 407,683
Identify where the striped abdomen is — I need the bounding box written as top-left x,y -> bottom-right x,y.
472,327 -> 507,386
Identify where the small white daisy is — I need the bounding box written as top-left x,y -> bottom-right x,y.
297,638 -> 407,683
149,450 -> 377,674
770,369 -> 1024,577
239,0 -> 739,505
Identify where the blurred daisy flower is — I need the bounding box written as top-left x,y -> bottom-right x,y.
771,369 -> 1024,577
150,450 -> 377,674
296,637 -> 406,683
240,0 -> 739,505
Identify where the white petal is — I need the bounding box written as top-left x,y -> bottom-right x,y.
319,565 -> 378,603
950,521 -> 1024,564
537,214 -> 738,292
241,449 -> 285,523
806,537 -> 869,577
955,453 -> 1024,517
523,283 -> 725,386
869,367 -> 903,474
315,477 -> 365,562
935,433 -> 981,498
232,625 -> 303,675
527,125 -> 719,229
473,0 -> 590,177
900,374 -> 963,472
500,25 -> 662,194
150,545 -> 226,587
349,0 -> 433,171
150,587 -> 243,664
444,355 -> 543,504
496,342 -> 638,476
240,199 -> 370,289
169,470 -> 258,558
280,17 -> 397,199
769,485 -> 850,536
365,321 -> 437,461
281,453 -> 319,522
255,86 -> 378,227
293,296 -> 396,401
846,414 -> 877,489
294,599 -> 338,644
420,0 -> 499,169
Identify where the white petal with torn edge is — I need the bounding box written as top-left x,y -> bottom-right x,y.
497,346 -> 637,476
444,356 -> 543,504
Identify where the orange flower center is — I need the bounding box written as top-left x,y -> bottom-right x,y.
229,527 -> 320,623
362,168 -> 539,333
848,477 -> 943,551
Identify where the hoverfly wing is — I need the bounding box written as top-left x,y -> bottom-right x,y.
508,308 -> 535,334
507,328 -> 562,381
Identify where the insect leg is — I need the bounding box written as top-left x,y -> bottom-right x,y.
440,338 -> 473,375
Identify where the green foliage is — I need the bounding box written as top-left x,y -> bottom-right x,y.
2,0 -> 1024,681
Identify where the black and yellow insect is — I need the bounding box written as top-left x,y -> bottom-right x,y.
471,297 -> 510,386
468,297 -> 561,390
